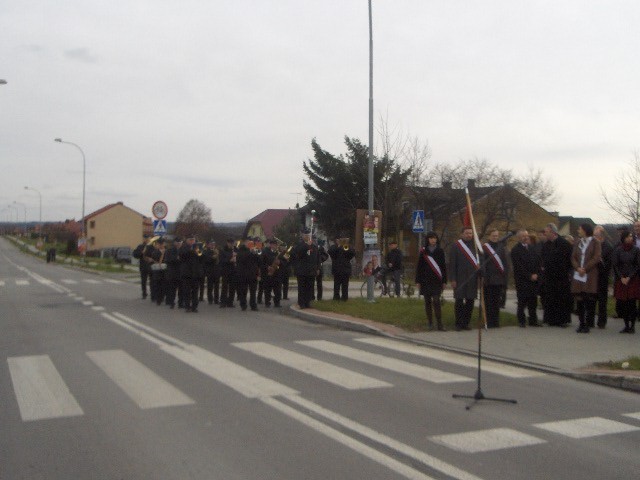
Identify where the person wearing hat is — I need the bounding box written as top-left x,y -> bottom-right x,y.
179,234 -> 204,313
219,238 -> 237,308
384,239 -> 404,297
261,238 -> 283,307
202,239 -> 221,305
328,236 -> 355,301
132,234 -> 151,299
236,238 -> 260,311
164,236 -> 184,309
293,230 -> 319,309
149,237 -> 167,306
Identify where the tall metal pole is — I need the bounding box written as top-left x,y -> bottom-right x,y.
54,138 -> 86,257
366,0 -> 375,301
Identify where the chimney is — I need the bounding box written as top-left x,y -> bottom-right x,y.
442,181 -> 452,189
467,178 -> 476,189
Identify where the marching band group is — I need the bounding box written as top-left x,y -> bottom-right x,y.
134,234 -> 297,313
133,232 -> 359,313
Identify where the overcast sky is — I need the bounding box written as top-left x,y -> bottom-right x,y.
2,1 -> 639,226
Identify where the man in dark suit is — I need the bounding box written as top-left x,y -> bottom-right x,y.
293,232 -> 319,309
541,223 -> 574,326
449,227 -> 480,331
593,225 -> 613,328
511,229 -> 542,327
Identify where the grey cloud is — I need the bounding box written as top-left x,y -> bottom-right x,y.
64,48 -> 99,63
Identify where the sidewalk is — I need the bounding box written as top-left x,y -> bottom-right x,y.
290,281 -> 640,393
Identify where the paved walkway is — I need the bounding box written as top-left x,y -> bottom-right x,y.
291,281 -> 640,392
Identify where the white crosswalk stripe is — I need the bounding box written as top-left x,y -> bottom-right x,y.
15,279 -> 29,286
623,412 -> 640,421
84,279 -> 101,284
297,340 -> 473,384
7,355 -> 84,421
355,337 -> 545,379
61,279 -> 78,284
87,350 -> 194,409
430,428 -> 546,453
233,342 -> 393,390
533,417 -> 640,439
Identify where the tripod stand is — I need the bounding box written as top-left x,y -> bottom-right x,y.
451,244 -> 518,410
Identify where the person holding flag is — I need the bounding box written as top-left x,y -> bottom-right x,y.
449,226 -> 481,331
415,232 -> 447,331
482,229 -> 509,328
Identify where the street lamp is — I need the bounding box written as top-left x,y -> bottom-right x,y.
24,186 -> 42,235
54,138 -> 86,255
0,79 -> 7,85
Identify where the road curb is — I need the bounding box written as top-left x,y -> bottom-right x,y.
288,305 -> 640,394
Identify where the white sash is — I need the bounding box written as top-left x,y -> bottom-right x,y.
483,243 -> 505,274
456,239 -> 479,269
424,253 -> 443,280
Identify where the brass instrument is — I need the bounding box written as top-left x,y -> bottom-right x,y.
282,245 -> 293,260
339,237 -> 350,251
194,242 -> 203,256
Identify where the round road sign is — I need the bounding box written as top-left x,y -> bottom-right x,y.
152,200 -> 168,220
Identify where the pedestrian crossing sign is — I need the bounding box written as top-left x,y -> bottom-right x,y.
153,219 -> 167,235
412,210 -> 425,233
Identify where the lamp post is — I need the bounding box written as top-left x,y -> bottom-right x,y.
0,79 -> 7,85
366,0 -> 375,302
54,138 -> 86,255
24,186 -> 42,236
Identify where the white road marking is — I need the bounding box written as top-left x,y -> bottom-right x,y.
87,350 -> 194,409
355,337 -> 546,378
61,279 -> 78,284
7,355 -> 84,421
286,395 -> 484,480
623,412 -> 640,421
297,340 -> 473,384
263,396 -> 438,480
15,279 -> 29,286
104,279 -> 122,284
84,279 -> 101,284
533,417 -> 640,439
430,428 -> 546,453
74,297 -> 85,302
92,306 -> 105,311
0,280 -> 5,286
102,312 -> 485,480
233,342 -> 392,390
82,301 -> 94,306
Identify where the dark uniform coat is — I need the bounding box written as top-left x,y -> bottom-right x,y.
449,239 -> 480,300
510,242 -> 541,299
415,246 -> 447,297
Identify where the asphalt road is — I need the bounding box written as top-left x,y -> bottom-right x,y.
1,237 -> 639,480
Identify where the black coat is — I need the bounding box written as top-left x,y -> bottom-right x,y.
202,247 -> 220,277
482,241 -> 508,286
385,248 -> 403,272
179,244 -> 204,279
235,245 -> 260,281
219,246 -> 236,276
510,242 -> 541,297
541,236 -> 573,290
328,244 -> 355,276
164,246 -> 181,281
598,240 -> 613,287
415,246 -> 447,296
293,241 -> 319,277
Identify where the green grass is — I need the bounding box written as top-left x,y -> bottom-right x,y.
312,297 -> 519,332
593,356 -> 640,371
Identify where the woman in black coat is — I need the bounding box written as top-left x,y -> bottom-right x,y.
415,232 -> 448,331
612,230 -> 640,333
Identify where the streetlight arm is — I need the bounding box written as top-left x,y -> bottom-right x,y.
54,138 -> 86,240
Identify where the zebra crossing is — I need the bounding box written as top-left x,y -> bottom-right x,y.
4,336 -> 640,456
0,277 -> 123,287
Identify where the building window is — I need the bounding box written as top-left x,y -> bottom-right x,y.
90,220 -> 96,229
90,237 -> 96,245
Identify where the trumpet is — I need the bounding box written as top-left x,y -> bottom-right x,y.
338,237 -> 350,251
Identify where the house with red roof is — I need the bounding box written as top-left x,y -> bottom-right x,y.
83,202 -> 152,251
243,209 -> 294,241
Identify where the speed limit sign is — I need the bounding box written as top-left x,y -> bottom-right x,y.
152,200 -> 168,220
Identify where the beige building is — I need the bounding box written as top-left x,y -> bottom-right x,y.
84,202 -> 151,251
